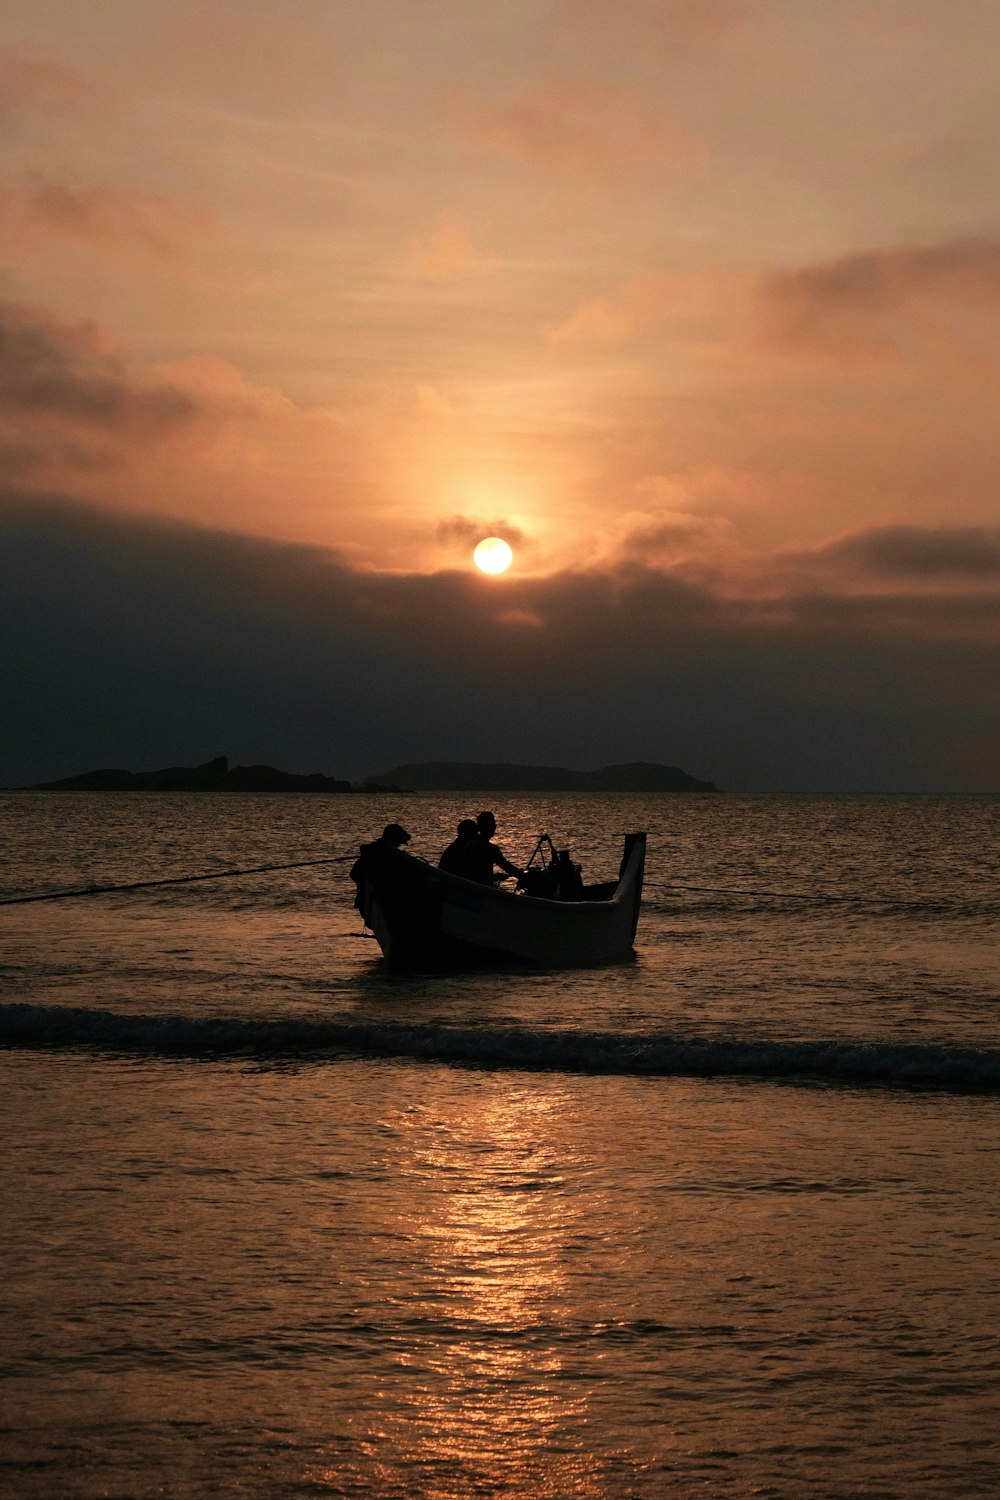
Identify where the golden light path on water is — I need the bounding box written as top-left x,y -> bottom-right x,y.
310,1083 -> 622,1496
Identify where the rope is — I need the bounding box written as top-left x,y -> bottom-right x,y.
0,854 -> 355,908
5,864 -> 962,914
650,880 -> 859,903
650,880 -> 965,907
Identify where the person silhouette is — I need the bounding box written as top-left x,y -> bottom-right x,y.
350,822 -> 411,908
439,818 -> 479,875
462,810 -> 523,885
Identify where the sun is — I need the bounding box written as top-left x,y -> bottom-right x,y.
473,536 -> 513,574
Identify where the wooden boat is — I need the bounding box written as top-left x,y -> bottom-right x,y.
352,833 -> 645,969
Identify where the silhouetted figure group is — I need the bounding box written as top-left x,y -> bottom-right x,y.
351,813 -> 585,907
438,810 -> 524,886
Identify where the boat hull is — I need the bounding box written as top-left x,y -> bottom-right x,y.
354,833 -> 645,969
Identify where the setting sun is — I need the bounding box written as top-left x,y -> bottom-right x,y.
473,537 -> 513,574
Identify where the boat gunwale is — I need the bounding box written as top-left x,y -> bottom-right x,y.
393,848 -> 639,912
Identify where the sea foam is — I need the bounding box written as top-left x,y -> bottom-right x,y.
2,1004 -> 999,1093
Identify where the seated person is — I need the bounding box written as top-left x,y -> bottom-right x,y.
350,822 -> 411,907
462,810 -> 524,885
439,818 -> 479,875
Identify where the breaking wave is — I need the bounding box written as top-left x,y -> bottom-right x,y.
2,1004 -> 999,1093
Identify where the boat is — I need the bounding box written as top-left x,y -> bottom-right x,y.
351,832 -> 646,969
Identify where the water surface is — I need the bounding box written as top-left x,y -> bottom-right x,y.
2,792 -> 999,1496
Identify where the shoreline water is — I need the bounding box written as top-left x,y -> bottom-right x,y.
3,791 -> 999,1497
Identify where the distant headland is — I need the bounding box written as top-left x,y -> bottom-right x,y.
368,761 -> 719,793
24,755 -> 718,794
27,756 -> 384,794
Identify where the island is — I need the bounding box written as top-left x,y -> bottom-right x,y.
25,755 -> 719,794
29,755 -> 359,793
366,761 -> 719,793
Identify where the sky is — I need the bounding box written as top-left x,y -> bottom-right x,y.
3,0 -> 1000,792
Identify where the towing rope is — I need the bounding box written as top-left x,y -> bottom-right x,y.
646,880 -> 975,908
647,880 -> 866,902
3,863 -> 974,913
0,854 -> 355,908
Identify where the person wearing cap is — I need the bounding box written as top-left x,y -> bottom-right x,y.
349,821 -> 411,909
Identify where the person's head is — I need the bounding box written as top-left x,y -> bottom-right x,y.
382,822 -> 410,847
457,818 -> 478,840
476,810 -> 496,838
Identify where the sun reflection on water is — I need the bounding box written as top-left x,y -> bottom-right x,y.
311,1081 -> 625,1496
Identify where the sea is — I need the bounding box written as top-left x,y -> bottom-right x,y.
1,790 -> 999,1499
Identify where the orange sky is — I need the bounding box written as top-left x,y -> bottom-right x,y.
3,1 -> 1000,789
4,0 -> 1000,576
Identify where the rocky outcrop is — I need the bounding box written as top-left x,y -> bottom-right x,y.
30,755 -> 353,793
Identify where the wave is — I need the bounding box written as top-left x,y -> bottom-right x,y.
2,1003 -> 999,1093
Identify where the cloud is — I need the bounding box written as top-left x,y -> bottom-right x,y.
0,298 -> 532,558
0,300 -> 198,445
605,508 -> 734,569
565,468 -> 820,582
540,0 -> 762,66
547,269 -> 747,346
0,302 -> 337,528
560,497 -> 1000,605
637,466 -> 815,518
0,176 -> 224,265
548,273 -> 681,344
789,524 -> 1000,584
395,214 -> 493,281
3,493 -> 1000,793
657,0 -> 757,41
0,45 -> 111,123
494,607 -> 546,629
450,79 -> 690,176
759,236 -> 1000,362
436,514 -> 526,549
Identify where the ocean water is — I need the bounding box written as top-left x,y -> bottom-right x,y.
2,790 -> 999,1498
